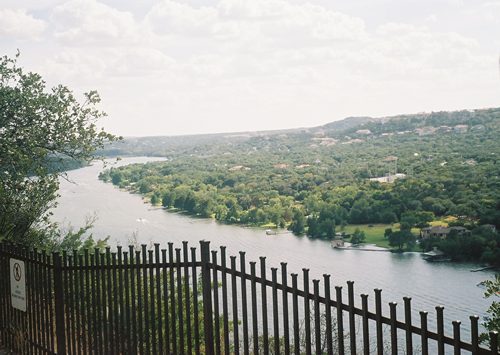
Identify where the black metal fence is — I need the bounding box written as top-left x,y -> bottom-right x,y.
0,240 -> 498,354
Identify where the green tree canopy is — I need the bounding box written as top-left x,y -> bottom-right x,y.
0,53 -> 118,245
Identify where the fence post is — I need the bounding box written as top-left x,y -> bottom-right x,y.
53,252 -> 66,355
200,241 -> 214,355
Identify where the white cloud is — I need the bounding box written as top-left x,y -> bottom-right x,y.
145,0 -> 218,36
3,0 -> 497,135
51,0 -> 141,44
0,8 -> 46,39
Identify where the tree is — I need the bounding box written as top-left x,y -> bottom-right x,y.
0,53 -> 118,245
480,274 -> 500,347
289,209 -> 306,235
385,228 -> 415,251
350,228 -> 365,244
400,211 -> 434,230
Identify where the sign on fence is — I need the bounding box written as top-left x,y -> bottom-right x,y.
10,258 -> 26,312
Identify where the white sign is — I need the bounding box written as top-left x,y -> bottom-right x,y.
10,258 -> 26,312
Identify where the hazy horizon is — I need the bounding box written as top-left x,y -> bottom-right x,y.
2,0 -> 499,136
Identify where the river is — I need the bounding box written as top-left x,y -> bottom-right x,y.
51,157 -> 495,339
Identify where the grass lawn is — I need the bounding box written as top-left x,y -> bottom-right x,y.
340,224 -> 394,248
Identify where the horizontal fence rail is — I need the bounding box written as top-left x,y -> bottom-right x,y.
0,240 -> 498,354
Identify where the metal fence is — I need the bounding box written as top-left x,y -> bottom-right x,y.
0,240 -> 498,354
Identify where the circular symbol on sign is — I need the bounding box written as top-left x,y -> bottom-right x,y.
13,263 -> 22,282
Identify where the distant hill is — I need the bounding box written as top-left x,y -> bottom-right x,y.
318,116 -> 377,133
99,107 -> 500,157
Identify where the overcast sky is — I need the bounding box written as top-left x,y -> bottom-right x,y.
1,0 -> 499,136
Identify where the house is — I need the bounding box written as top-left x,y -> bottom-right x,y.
355,129 -> 372,135
420,226 -> 470,239
369,173 -> 406,183
453,124 -> 468,133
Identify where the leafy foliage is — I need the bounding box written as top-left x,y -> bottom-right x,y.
101,108 -> 499,256
350,228 -> 366,244
480,274 -> 500,346
0,53 -> 118,245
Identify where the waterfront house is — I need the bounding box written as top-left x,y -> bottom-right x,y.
420,226 -> 470,239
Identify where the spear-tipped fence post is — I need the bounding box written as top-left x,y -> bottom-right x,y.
53,252 -> 66,355
200,241 -> 214,355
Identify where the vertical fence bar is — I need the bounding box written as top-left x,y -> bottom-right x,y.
250,262 -> 259,355
336,286 -> 345,355
404,297 -> 413,355
135,250 -> 144,355
470,315 -> 479,355
36,252 -> 44,351
313,280 -> 321,355
64,252 -> 72,353
129,246 -> 138,355
200,241 -> 214,355
183,241 -> 193,355
44,251 -> 55,353
105,249 -> 113,355
26,250 -> 34,354
324,275 -> 333,355
176,248 -> 185,355
84,250 -> 91,355
303,268 -> 311,355
112,252 -> 119,355
32,249 -> 40,354
74,251 -> 82,355
390,302 -> 398,355
162,248 -> 171,355
0,245 -> 5,347
291,273 -> 300,355
282,263 -> 291,355
361,294 -> 369,355
97,253 -> 108,354
436,306 -> 445,355
100,252 -> 108,355
231,256 -> 240,355
272,268 -> 280,355
123,251 -> 132,355
374,289 -> 383,355
490,331 -> 498,354
261,257 -> 269,355
91,251 -> 99,354
420,311 -> 428,355
453,321 -> 461,355
46,251 -> 55,353
240,252 -> 250,355
43,251 -> 51,353
149,249 -> 157,355
191,247 -> 200,355
347,281 -> 356,355
53,252 -> 66,355
155,244 -> 163,355
63,252 -> 70,355
211,250 -> 221,355
2,246 -> 9,350
117,247 -> 124,355
3,246 -> 11,351
221,247 -> 230,355
142,245 -> 151,355
169,243 -> 177,355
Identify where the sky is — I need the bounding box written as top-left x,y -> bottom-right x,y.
1,0 -> 499,136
